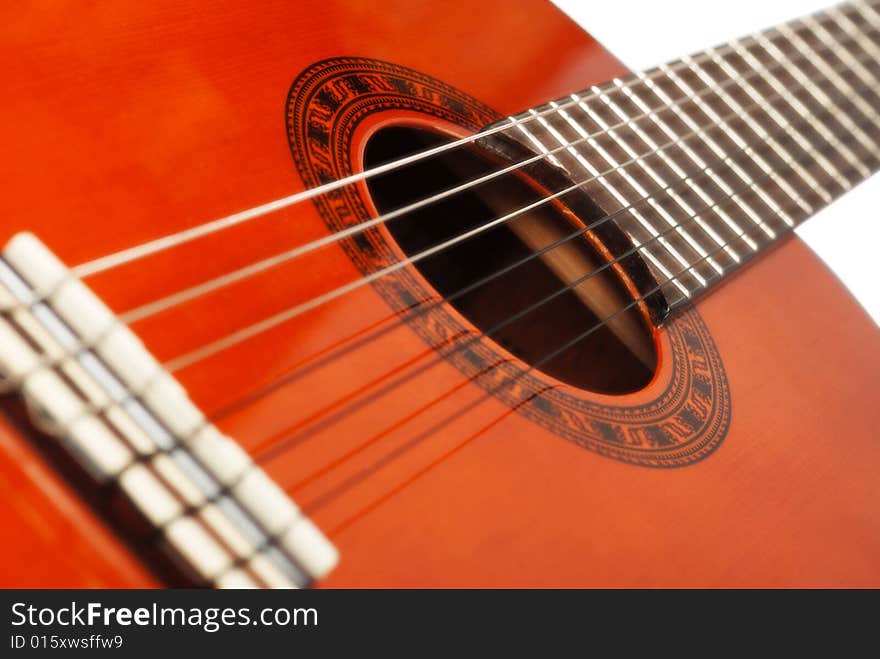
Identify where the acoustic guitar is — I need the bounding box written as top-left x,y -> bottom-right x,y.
1,0 -> 878,588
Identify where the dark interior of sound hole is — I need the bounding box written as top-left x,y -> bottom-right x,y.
364,125 -> 656,394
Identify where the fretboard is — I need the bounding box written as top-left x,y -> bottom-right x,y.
502,0 -> 880,312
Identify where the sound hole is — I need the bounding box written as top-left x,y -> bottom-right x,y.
364,126 -> 657,395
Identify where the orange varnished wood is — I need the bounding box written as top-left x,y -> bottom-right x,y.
0,412 -> 157,587
1,1 -> 878,587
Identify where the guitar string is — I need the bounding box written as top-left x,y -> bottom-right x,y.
252,112 -> 876,481
116,32 -> 877,327
161,45 -> 880,374
256,166 -> 798,478
294,186 -> 821,524
296,6 -> 880,511
179,2 -> 880,527
12,31 -> 871,385
208,0 -> 880,565
58,103 -> 836,541
296,44 -> 880,519
215,78 -> 876,441
66,3 -> 870,279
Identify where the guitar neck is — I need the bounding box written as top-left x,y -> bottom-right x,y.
502,0 -> 880,312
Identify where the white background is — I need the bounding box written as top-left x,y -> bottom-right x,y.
550,0 -> 879,324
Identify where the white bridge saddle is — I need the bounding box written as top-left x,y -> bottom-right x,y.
0,233 -> 338,588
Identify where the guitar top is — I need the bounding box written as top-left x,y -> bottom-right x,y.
0,0 -> 878,587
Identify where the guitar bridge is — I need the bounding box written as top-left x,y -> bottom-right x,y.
0,233 -> 338,588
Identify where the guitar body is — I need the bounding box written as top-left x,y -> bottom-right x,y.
1,0 -> 878,587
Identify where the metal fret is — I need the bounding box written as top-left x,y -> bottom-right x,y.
702,48 -> 836,206
560,101 -> 714,285
525,106 -> 697,297
763,21 -> 880,157
804,8 -> 878,136
855,0 -> 880,26
493,1 -> 880,311
797,14 -> 880,134
612,79 -> 760,254
602,100 -> 743,263
829,12 -> 880,74
507,115 -> 565,170
689,52 -> 829,220
663,59 -> 806,227
636,70 -> 781,239
749,32 -> 872,180
820,8 -> 880,104
582,90 -> 730,273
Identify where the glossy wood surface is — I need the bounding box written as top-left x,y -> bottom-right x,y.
1,0 -> 878,587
